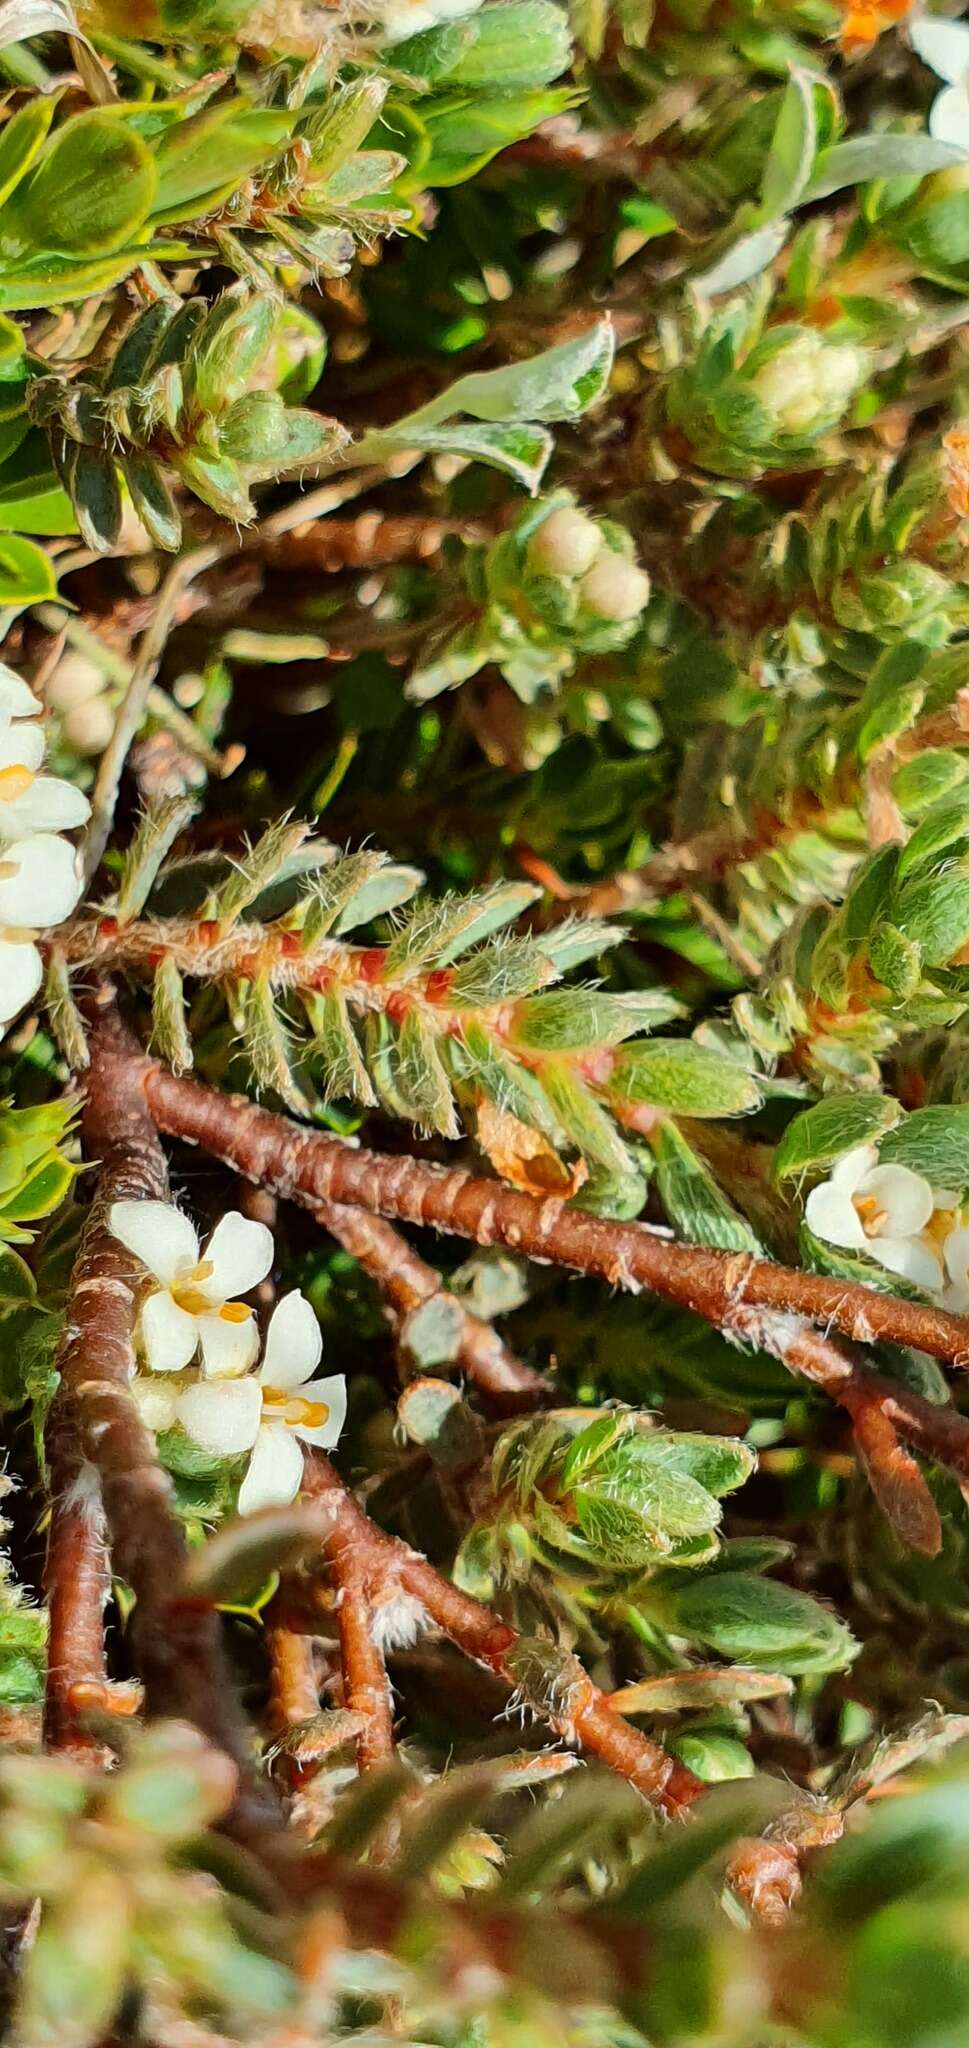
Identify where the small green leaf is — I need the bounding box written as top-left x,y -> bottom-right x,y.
658,1570 -> 858,1674
11,110 -> 157,256
772,1094 -> 901,1181
880,1106 -> 969,1189
759,70 -> 816,222
609,1041 -> 761,1117
0,532 -> 55,603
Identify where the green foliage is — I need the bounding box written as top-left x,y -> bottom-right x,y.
6,1 -> 969,2041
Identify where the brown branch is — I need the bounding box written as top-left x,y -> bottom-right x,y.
44,991 -> 281,1851
330,1541 -> 396,1776
301,1453 -> 700,1818
41,1455 -> 112,1758
314,1198 -> 545,1409
261,512 -> 487,572
141,1065 -> 969,1374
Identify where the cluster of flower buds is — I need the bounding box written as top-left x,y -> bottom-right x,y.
0,664 -> 87,1031
657,316 -> 868,481
408,492 -> 651,703
27,284 -> 344,551
110,1200 -> 346,1514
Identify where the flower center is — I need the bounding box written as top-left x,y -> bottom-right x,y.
0,765 -> 34,802
262,1387 -> 330,1430
853,1193 -> 890,1238
170,1258 -> 252,1321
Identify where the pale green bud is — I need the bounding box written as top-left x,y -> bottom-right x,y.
749,333 -> 864,437
578,550 -> 651,622
528,506 -> 602,578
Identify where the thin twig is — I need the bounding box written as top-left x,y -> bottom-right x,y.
80,544 -> 227,885
301,1453 -> 700,1818
315,1199 -> 545,1409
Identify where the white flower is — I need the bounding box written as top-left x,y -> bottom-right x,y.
108,1200 -> 275,1378
0,664 -> 41,730
910,16 -> 969,151
175,1291 -> 346,1514
0,719 -> 90,842
804,1142 -> 947,1291
0,831 -> 85,1028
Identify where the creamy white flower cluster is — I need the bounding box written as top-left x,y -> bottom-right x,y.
109,1200 -> 346,1515
806,1142 -> 969,1304
0,665 -> 89,1031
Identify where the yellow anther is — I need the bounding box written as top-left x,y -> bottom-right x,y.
0,765 -> 34,801
218,1301 -> 252,1324
262,1389 -> 329,1430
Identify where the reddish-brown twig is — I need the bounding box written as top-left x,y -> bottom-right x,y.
301,1452 -> 700,1818
41,1456 -> 112,1758
142,1065 -> 969,1373
314,1198 -> 545,1409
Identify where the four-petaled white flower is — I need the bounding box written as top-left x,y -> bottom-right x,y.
910,16 -> 969,151
176,1292 -> 346,1514
805,1143 -> 952,1292
0,831 -> 85,1026
109,1200 -> 275,1378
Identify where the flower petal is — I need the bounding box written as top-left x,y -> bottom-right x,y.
0,776 -> 90,838
945,1224 -> 969,1288
0,666 -> 41,725
109,1199 -> 199,1286
199,1212 -> 274,1304
0,832 -> 82,926
292,1373 -> 347,1449
861,1164 -> 934,1238
132,1375 -> 181,1434
910,15 -> 969,85
929,78 -> 969,148
260,1290 -> 323,1390
805,1178 -> 867,1250
829,1145 -> 878,1193
198,1309 -> 260,1380
0,937 -> 41,1027
870,1235 -> 944,1294
238,1423 -> 304,1514
178,1377 -> 262,1457
140,1288 -> 200,1373
0,724 -> 44,773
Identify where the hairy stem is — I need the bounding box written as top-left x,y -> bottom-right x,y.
301,1453 -> 699,1817
142,1065 -> 969,1373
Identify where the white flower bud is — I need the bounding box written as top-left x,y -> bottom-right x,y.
46,653 -> 105,714
63,696 -> 115,757
749,334 -> 864,437
528,506 -> 602,579
578,550 -> 651,622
